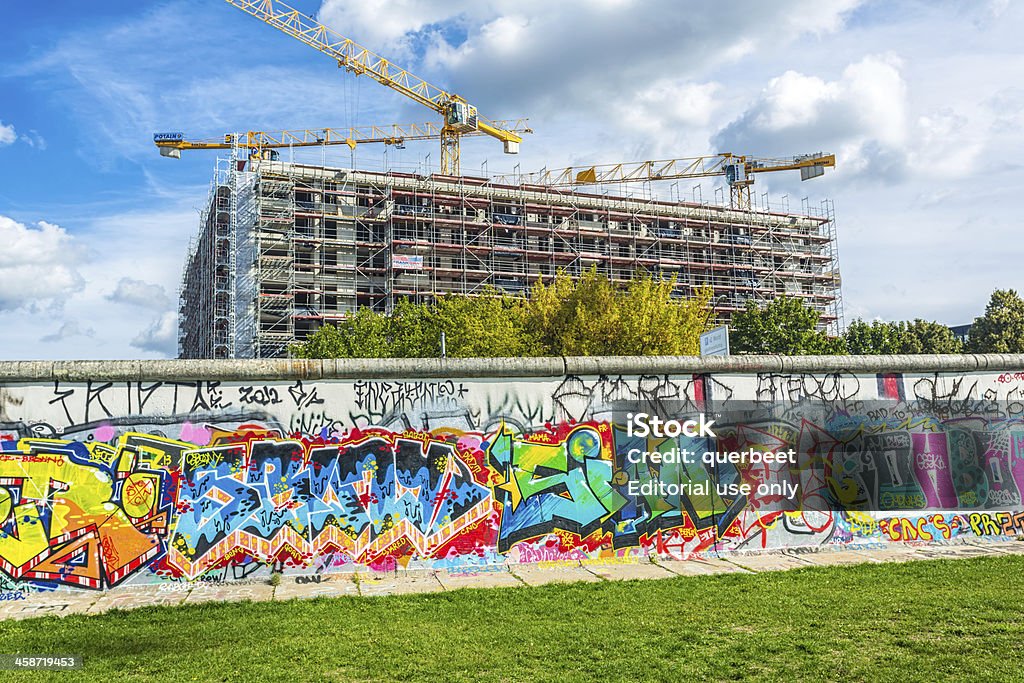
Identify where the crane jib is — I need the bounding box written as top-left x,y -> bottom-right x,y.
221,0 -> 524,175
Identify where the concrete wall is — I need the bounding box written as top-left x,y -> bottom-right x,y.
1,354 -> 1022,593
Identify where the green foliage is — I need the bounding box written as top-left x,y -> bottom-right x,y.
844,318 -> 963,355
433,286 -> 532,358
289,269 -> 714,359
289,307 -> 392,359
968,289 -> 1024,353
521,269 -> 713,356
287,284 -> 1022,360
389,299 -> 440,358
3,555 -> 1023,681
730,296 -> 845,355
844,319 -> 904,355
619,277 -> 714,356
905,319 -> 964,354
522,268 -> 623,356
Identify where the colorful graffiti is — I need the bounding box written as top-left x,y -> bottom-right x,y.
170,426 -> 494,577
1,368 -> 1024,593
0,434 -> 178,589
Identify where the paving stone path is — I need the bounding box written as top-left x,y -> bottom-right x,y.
2,539 -> 1019,621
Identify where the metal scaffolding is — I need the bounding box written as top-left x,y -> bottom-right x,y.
178,157 -> 235,359
179,159 -> 844,359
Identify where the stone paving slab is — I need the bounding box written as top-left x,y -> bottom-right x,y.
511,564 -> 604,586
853,547 -> 926,563
357,574 -> 445,597
910,544 -> 996,560
5,541 -> 1024,619
965,539 -> 1024,555
962,539 -> 1013,553
274,576 -> 360,601
792,550 -> 874,567
654,557 -> 751,576
721,553 -> 816,572
87,586 -> 188,614
0,595 -> 98,621
182,582 -> 275,605
582,561 -> 675,581
435,568 -> 523,591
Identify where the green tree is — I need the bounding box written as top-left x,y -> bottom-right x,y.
523,268 -> 712,356
389,299 -> 440,358
432,286 -> 532,358
289,307 -> 393,359
523,268 -> 620,356
845,319 -> 963,355
289,322 -> 346,359
290,269 -> 715,359
904,319 -> 963,354
616,277 -> 713,356
730,296 -> 845,355
844,319 -> 908,355
968,289 -> 1024,353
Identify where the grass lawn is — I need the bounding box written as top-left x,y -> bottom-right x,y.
1,555 -> 1023,682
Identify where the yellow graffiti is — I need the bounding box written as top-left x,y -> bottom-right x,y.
0,434 -> 186,589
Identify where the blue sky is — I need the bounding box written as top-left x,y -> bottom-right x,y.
1,0 -> 1021,359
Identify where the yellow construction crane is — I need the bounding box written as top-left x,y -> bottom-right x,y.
222,0 -> 525,175
496,153 -> 836,209
153,120 -> 531,160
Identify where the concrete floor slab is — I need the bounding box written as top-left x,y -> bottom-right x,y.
87,586 -> 187,614
357,574 -> 444,597
911,544 -> 996,560
511,564 -> 603,586
962,539 -> 1014,553
582,562 -> 675,581
967,540 -> 1024,555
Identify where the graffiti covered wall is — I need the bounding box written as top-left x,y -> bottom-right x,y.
1,357 -> 1024,595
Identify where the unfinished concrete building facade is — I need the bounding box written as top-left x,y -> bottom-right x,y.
178,159 -> 843,359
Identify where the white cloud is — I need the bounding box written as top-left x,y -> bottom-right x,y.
106,277 -> 171,310
617,81 -> 722,137
20,130 -> 46,150
988,87 -> 1024,134
714,54 -> 908,178
0,121 -> 15,146
131,312 -> 178,355
417,0 -> 861,114
318,0 -> 475,57
0,203 -> 194,361
41,320 -> 95,343
0,216 -> 84,312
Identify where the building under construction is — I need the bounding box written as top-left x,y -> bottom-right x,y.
178,158 -> 842,359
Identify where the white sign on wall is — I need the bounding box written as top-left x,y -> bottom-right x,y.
700,325 -> 730,357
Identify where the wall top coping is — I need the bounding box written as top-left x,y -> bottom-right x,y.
0,354 -> 1021,382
